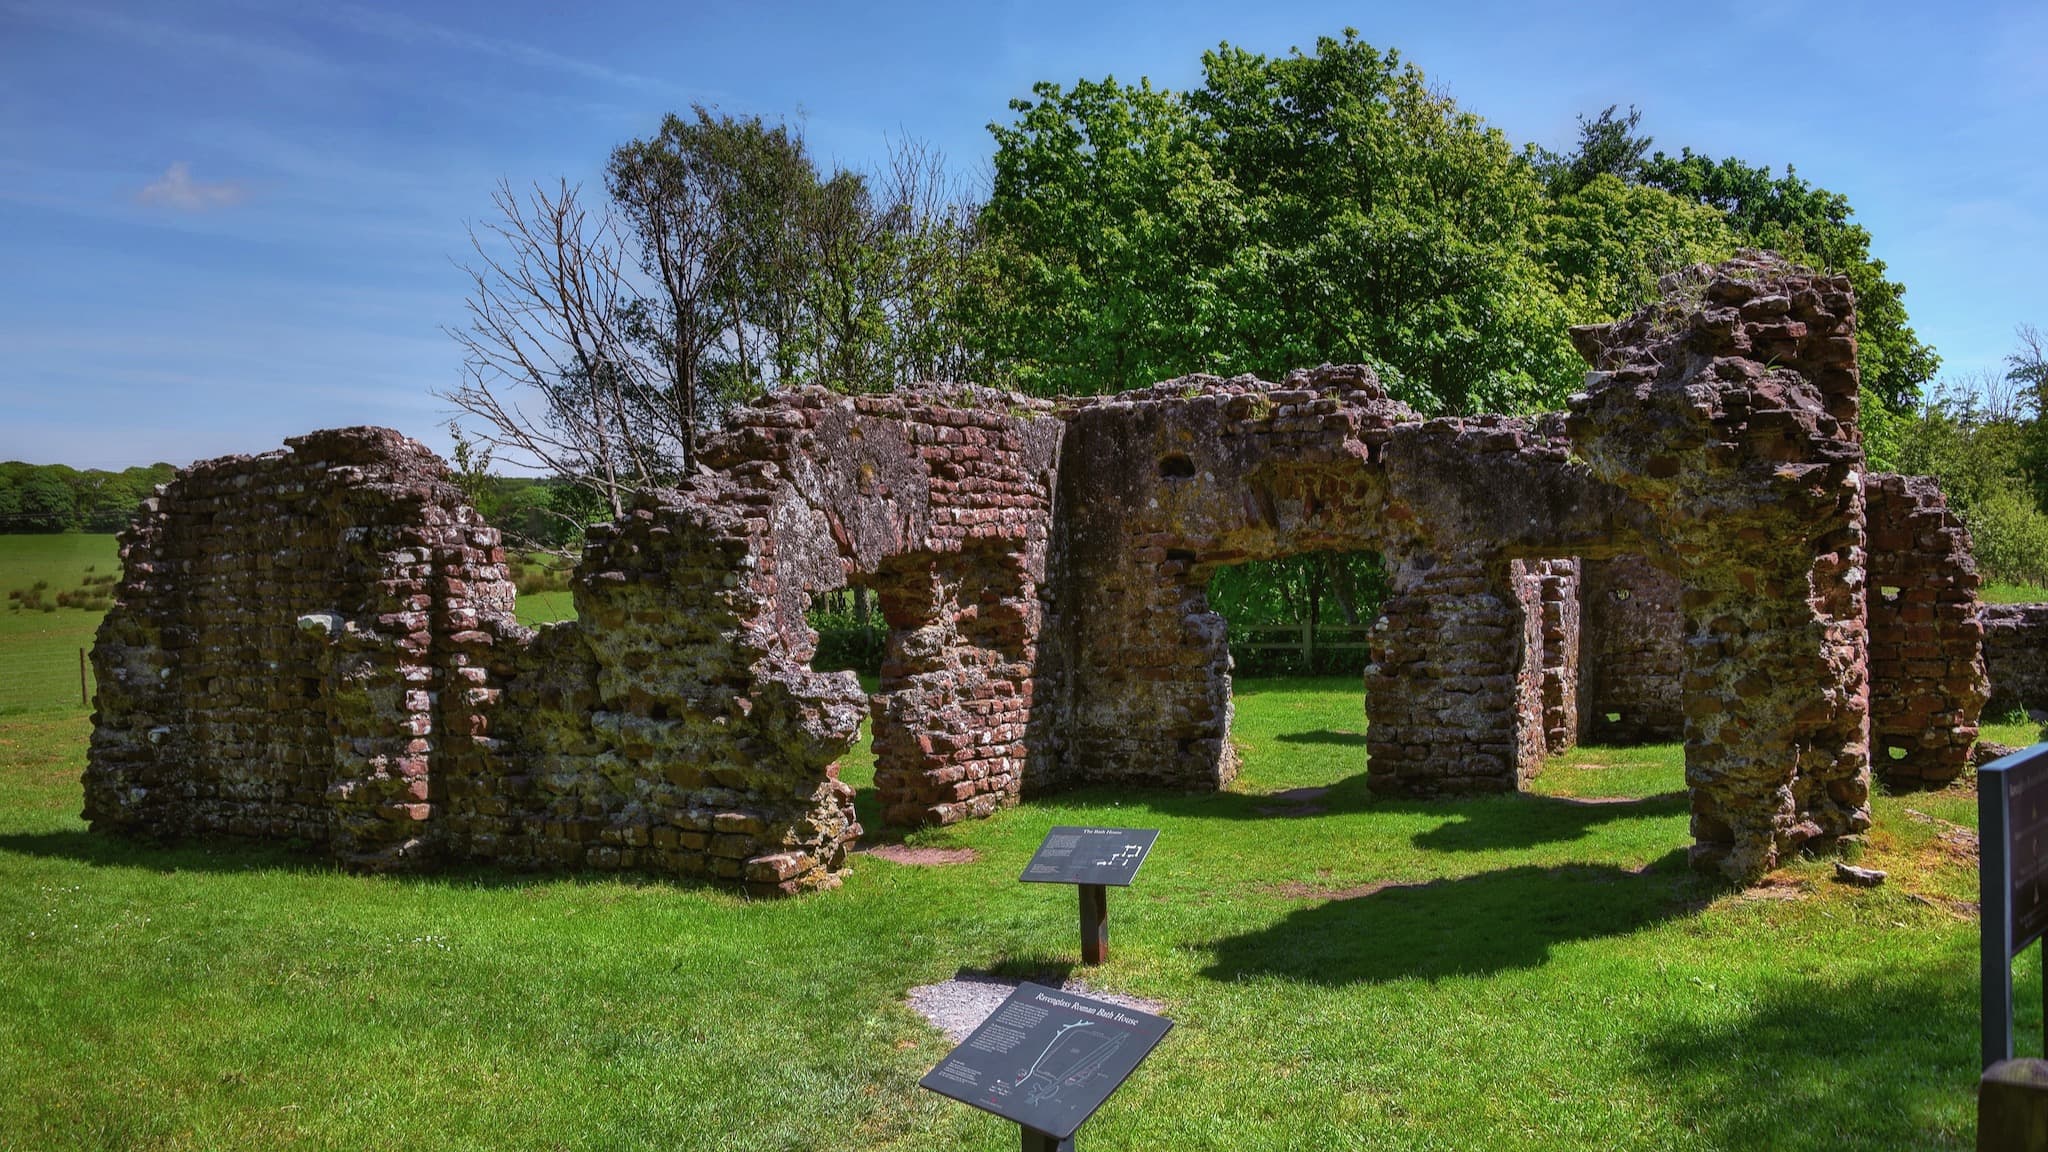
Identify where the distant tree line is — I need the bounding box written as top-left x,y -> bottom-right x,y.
0,462 -> 174,534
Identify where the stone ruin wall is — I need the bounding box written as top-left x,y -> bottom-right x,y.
88,392 -> 1065,894
1864,474 -> 1987,785
1984,605 -> 2048,719
1568,256 -> 1876,877
85,428 -> 512,869
1576,555 -> 1685,745
87,253 -> 2000,888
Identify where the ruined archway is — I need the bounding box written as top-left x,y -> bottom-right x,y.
84,252 -> 1991,889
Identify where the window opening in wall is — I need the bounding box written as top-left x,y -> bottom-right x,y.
806,585 -> 882,823
1158,452 -> 1196,479
1880,586 -> 1902,602
1888,745 -> 1909,761
808,587 -> 884,679
1209,552 -> 1386,679
1605,712 -> 1623,724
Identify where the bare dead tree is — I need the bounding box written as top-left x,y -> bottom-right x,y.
442,112 -> 993,557
876,136 -> 989,387
440,179 -> 684,542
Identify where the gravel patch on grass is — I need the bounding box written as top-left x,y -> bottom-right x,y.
906,972 -> 1167,1042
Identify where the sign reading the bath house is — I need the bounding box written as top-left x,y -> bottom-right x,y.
919,982 -> 1172,1142
1020,827 -> 1159,887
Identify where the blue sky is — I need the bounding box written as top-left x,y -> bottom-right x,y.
2,0 -> 2042,468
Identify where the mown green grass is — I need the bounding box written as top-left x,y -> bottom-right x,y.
0,534 -> 120,714
0,538 -> 2024,1149
0,675 -> 2013,1151
1981,581 -> 2048,606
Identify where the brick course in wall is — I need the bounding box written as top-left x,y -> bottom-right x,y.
1576,554 -> 1685,745
1865,473 -> 1987,786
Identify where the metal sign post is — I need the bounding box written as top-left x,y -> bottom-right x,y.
1020,827 -> 1159,966
1981,743 -> 2048,1068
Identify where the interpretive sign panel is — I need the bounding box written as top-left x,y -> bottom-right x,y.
1019,827 -> 1159,887
919,982 -> 1172,1141
1981,743 -> 2048,1067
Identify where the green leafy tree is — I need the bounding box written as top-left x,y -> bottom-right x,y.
1534,104 -> 1654,197
1533,174 -> 1736,321
980,32 -> 1586,414
11,471 -> 76,532
1636,150 -> 1938,411
1896,374 -> 2048,586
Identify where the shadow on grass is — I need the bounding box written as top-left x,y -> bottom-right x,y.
1122,773 -> 1684,851
0,829 -> 742,895
1199,849 -> 1699,985
1408,790 -> 1688,852
1638,973 -> 1980,1151
0,828 -> 316,876
1272,728 -> 1369,747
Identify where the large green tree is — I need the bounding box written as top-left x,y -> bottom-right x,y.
981,33 -> 1587,414
1636,150 -> 1939,411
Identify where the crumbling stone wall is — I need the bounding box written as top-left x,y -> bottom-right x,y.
1049,367 -> 1406,791
86,428 -> 515,869
1568,252 -> 1872,879
92,253 -> 1997,888
1526,559 -> 1581,755
1984,604 -> 2048,718
88,389 -> 1063,891
1865,473 -> 1987,785
1366,551 -> 1545,794
1577,554 -> 1685,745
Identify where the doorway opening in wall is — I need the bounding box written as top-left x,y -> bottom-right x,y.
1207,551 -> 1385,800
806,585 -> 884,830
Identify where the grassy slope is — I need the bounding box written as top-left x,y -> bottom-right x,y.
0,535 -> 120,714
0,538 -> 2026,1149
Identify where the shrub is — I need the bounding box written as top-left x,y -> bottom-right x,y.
1965,486 -> 2048,589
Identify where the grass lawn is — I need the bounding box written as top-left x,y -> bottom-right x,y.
0,534 -> 120,714
0,537 -> 2026,1149
1981,582 -> 2048,606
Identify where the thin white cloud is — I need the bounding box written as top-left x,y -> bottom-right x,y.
0,2 -> 338,79
321,3 -> 684,95
136,162 -> 249,211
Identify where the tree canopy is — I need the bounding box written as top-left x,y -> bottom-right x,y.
976,33 -> 1938,419
979,33 -> 1590,414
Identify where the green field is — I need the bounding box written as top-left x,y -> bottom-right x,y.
0,534 -> 120,714
0,534 -> 2030,1149
1981,581 -> 2048,606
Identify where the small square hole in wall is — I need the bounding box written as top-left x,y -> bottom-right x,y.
1158,452 -> 1196,479
1888,745 -> 1908,760
1611,589 -> 1631,602
1605,712 -> 1622,724
1880,586 -> 1902,602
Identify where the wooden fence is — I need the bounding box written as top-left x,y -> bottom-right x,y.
1228,623 -> 1375,668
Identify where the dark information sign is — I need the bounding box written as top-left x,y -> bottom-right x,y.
1020,827 -> 1159,887
919,982 -> 1172,1141
2010,759 -> 2048,952
1981,743 -> 2048,1068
